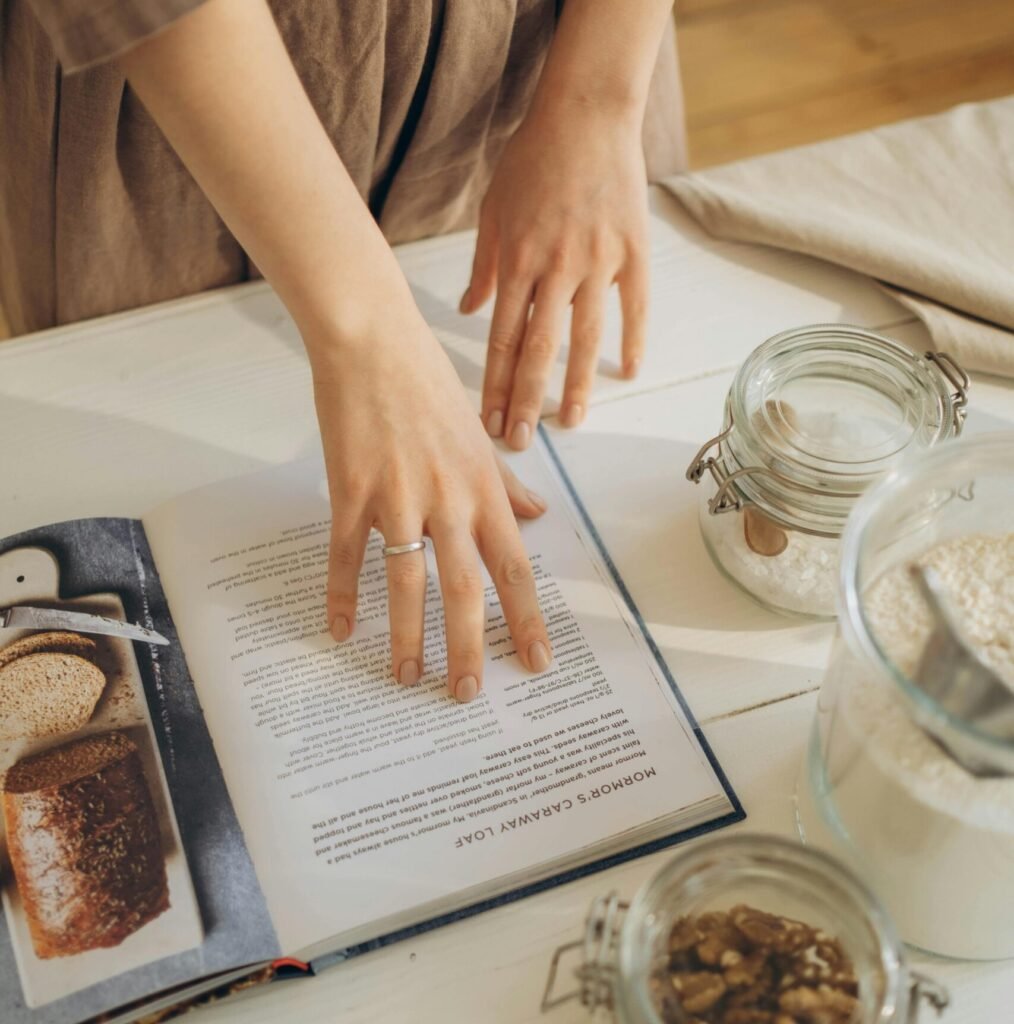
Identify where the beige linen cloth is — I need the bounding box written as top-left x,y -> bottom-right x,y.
663,99 -> 1014,378
0,0 -> 685,336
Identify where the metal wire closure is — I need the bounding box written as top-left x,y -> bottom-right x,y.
541,893 -> 628,1013
925,350 -> 970,432
685,405 -> 854,517
907,971 -> 951,1023
685,419 -> 745,513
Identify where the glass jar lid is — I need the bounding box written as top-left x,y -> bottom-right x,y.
689,325 -> 968,536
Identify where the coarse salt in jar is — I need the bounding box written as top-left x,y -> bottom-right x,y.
797,433 -> 1014,959
541,835 -> 948,1023
686,325 -> 968,618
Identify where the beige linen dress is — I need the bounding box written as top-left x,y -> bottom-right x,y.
0,0 -> 685,336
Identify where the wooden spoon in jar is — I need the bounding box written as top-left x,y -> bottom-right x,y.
743,400 -> 797,557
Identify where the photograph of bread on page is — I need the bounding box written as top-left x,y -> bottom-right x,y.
0,543 -> 191,992
0,521 -> 277,1024
0,435 -> 740,1024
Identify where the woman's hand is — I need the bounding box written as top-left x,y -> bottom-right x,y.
309,312 -> 554,702
118,0 -> 554,698
460,99 -> 650,448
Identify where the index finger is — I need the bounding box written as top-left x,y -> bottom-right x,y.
618,253 -> 649,379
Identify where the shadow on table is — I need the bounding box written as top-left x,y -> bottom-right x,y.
552,430 -> 815,634
2,394 -> 275,520
659,645 -> 823,724
569,596 -> 825,724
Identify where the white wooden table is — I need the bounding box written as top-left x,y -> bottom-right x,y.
2,188 -> 1012,1022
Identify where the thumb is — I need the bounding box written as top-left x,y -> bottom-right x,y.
460,215 -> 498,314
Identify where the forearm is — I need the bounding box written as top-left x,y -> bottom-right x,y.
117,0 -> 415,354
117,0 -> 552,694
531,0 -> 674,124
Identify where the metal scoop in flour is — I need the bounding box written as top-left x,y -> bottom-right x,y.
907,564 -> 1014,778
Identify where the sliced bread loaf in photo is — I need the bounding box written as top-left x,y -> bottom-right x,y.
2,731 -> 170,958
0,630 -> 98,671
0,652 -> 105,740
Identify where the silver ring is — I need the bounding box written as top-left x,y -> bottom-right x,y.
382,540 -> 426,557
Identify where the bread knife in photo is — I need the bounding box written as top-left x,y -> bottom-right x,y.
0,606 -> 169,645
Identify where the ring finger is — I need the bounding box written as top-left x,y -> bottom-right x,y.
383,523 -> 428,687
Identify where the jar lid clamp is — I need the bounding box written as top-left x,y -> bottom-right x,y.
541,892 -> 627,1014
686,404 -> 857,517
923,350 -> 970,429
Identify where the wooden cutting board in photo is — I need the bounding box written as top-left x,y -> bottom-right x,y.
0,546 -> 203,1009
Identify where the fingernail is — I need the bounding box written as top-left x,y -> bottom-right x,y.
527,489 -> 547,512
454,675 -> 479,702
624,358 -> 641,379
330,615 -> 350,642
486,409 -> 504,438
561,403 -> 584,428
510,420 -> 531,449
528,640 -> 552,673
459,288 -> 471,313
398,660 -> 420,686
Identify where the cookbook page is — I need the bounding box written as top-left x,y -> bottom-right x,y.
143,434 -> 730,955
0,520 -> 277,1024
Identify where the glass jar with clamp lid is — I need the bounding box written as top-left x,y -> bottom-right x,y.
685,325 -> 968,618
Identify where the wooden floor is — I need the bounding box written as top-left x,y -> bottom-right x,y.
2,0 -> 1013,339
676,0 -> 1014,168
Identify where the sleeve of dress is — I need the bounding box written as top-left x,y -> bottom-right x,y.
25,0 -> 210,73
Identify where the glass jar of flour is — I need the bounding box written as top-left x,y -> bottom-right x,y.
541,835 -> 948,1022
797,434 -> 1014,959
686,325 -> 968,618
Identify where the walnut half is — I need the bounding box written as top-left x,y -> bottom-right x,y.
654,906 -> 865,1024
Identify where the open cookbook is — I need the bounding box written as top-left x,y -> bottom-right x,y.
0,428 -> 742,1024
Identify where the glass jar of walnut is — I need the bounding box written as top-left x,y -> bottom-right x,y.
542,835 -> 948,1023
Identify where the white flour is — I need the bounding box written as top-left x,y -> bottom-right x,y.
697,400 -> 905,619
701,498 -> 838,617
809,532 -> 1014,958
864,532 -> 1014,693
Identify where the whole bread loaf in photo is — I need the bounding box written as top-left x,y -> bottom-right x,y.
0,651 -> 105,740
2,731 -> 170,958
